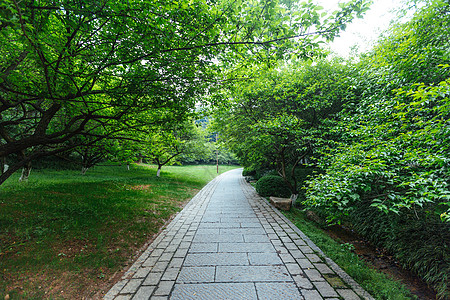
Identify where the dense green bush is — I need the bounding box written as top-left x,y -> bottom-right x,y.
255,175 -> 291,198
242,167 -> 257,177
348,202 -> 449,299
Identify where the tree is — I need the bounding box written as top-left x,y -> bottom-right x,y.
304,1 -> 450,223
214,58 -> 358,195
0,0 -> 371,185
146,120 -> 208,177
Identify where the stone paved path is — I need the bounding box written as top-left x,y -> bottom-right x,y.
104,169 -> 373,300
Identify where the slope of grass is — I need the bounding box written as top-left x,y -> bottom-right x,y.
0,164 -> 238,299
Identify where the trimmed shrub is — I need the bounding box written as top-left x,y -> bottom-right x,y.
255,175 -> 291,198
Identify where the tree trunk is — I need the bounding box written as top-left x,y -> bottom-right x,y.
81,166 -> 89,175
127,163 -> 130,170
156,166 -> 162,177
19,162 -> 32,182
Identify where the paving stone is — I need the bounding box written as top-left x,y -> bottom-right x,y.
143,272 -> 162,285
168,258 -> 184,269
248,252 -> 283,265
218,242 -> 275,253
131,286 -> 155,300
152,261 -> 169,272
215,265 -> 291,282
324,274 -> 348,289
315,263 -> 334,274
296,258 -> 314,269
337,289 -> 361,300
240,222 -> 263,228
243,234 -> 270,242
193,233 -> 243,243
289,249 -> 306,259
195,228 -> 220,234
314,281 -> 339,297
220,228 -> 266,235
292,274 -> 313,289
299,245 -> 314,253
115,295 -> 132,300
104,280 -> 128,300
173,248 -> 189,258
255,282 -> 302,300
285,263 -> 302,275
304,269 -> 326,282
120,279 -> 143,294
132,267 -> 151,279
306,253 -> 322,263
189,243 -> 218,253
158,252 -> 174,261
279,253 -> 296,263
177,267 -> 215,283
153,281 -> 175,296
284,242 -> 299,250
302,289 -> 324,300
184,253 -> 249,266
171,283 -> 257,300
161,268 -> 180,281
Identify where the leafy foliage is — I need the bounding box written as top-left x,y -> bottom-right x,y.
255,175 -> 291,198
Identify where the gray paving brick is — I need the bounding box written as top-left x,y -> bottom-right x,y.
218,242 -> 275,253
173,248 -> 188,258
120,279 -> 143,294
337,289 -> 361,300
216,265 -> 291,282
143,272 -> 162,285
131,286 -> 154,300
305,269 -> 326,282
285,263 -> 302,275
168,258 -> 184,268
296,258 -> 314,269
243,234 -> 269,242
255,282 -> 302,300
293,274 -> 313,289
153,280 -> 174,296
289,249 -> 306,259
302,289 -> 323,300
115,295 -> 132,300
184,253 -> 249,266
192,233 -> 243,243
220,227 -> 266,235
132,267 -> 151,279
314,281 -> 339,297
189,243 -> 218,253
306,253 -> 322,263
314,263 -> 334,274
177,267 -> 215,283
248,252 -> 283,265
279,253 -> 296,263
152,261 -> 169,272
171,283 -> 257,300
161,268 -> 180,281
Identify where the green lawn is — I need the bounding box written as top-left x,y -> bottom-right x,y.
0,164 -> 239,299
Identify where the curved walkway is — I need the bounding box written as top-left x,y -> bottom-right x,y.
104,169 -> 373,300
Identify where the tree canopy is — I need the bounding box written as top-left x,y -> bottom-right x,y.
0,0 -> 371,185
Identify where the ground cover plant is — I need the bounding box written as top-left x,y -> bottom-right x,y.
0,164 -> 238,299
284,208 -> 416,300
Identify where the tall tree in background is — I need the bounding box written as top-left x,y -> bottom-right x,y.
0,0 -> 370,185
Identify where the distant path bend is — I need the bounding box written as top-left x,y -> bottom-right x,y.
105,168 -> 373,300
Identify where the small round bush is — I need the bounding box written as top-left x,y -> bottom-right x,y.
255,175 -> 291,198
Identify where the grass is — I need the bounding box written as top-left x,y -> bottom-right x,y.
0,164 -> 239,299
283,207 -> 416,300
